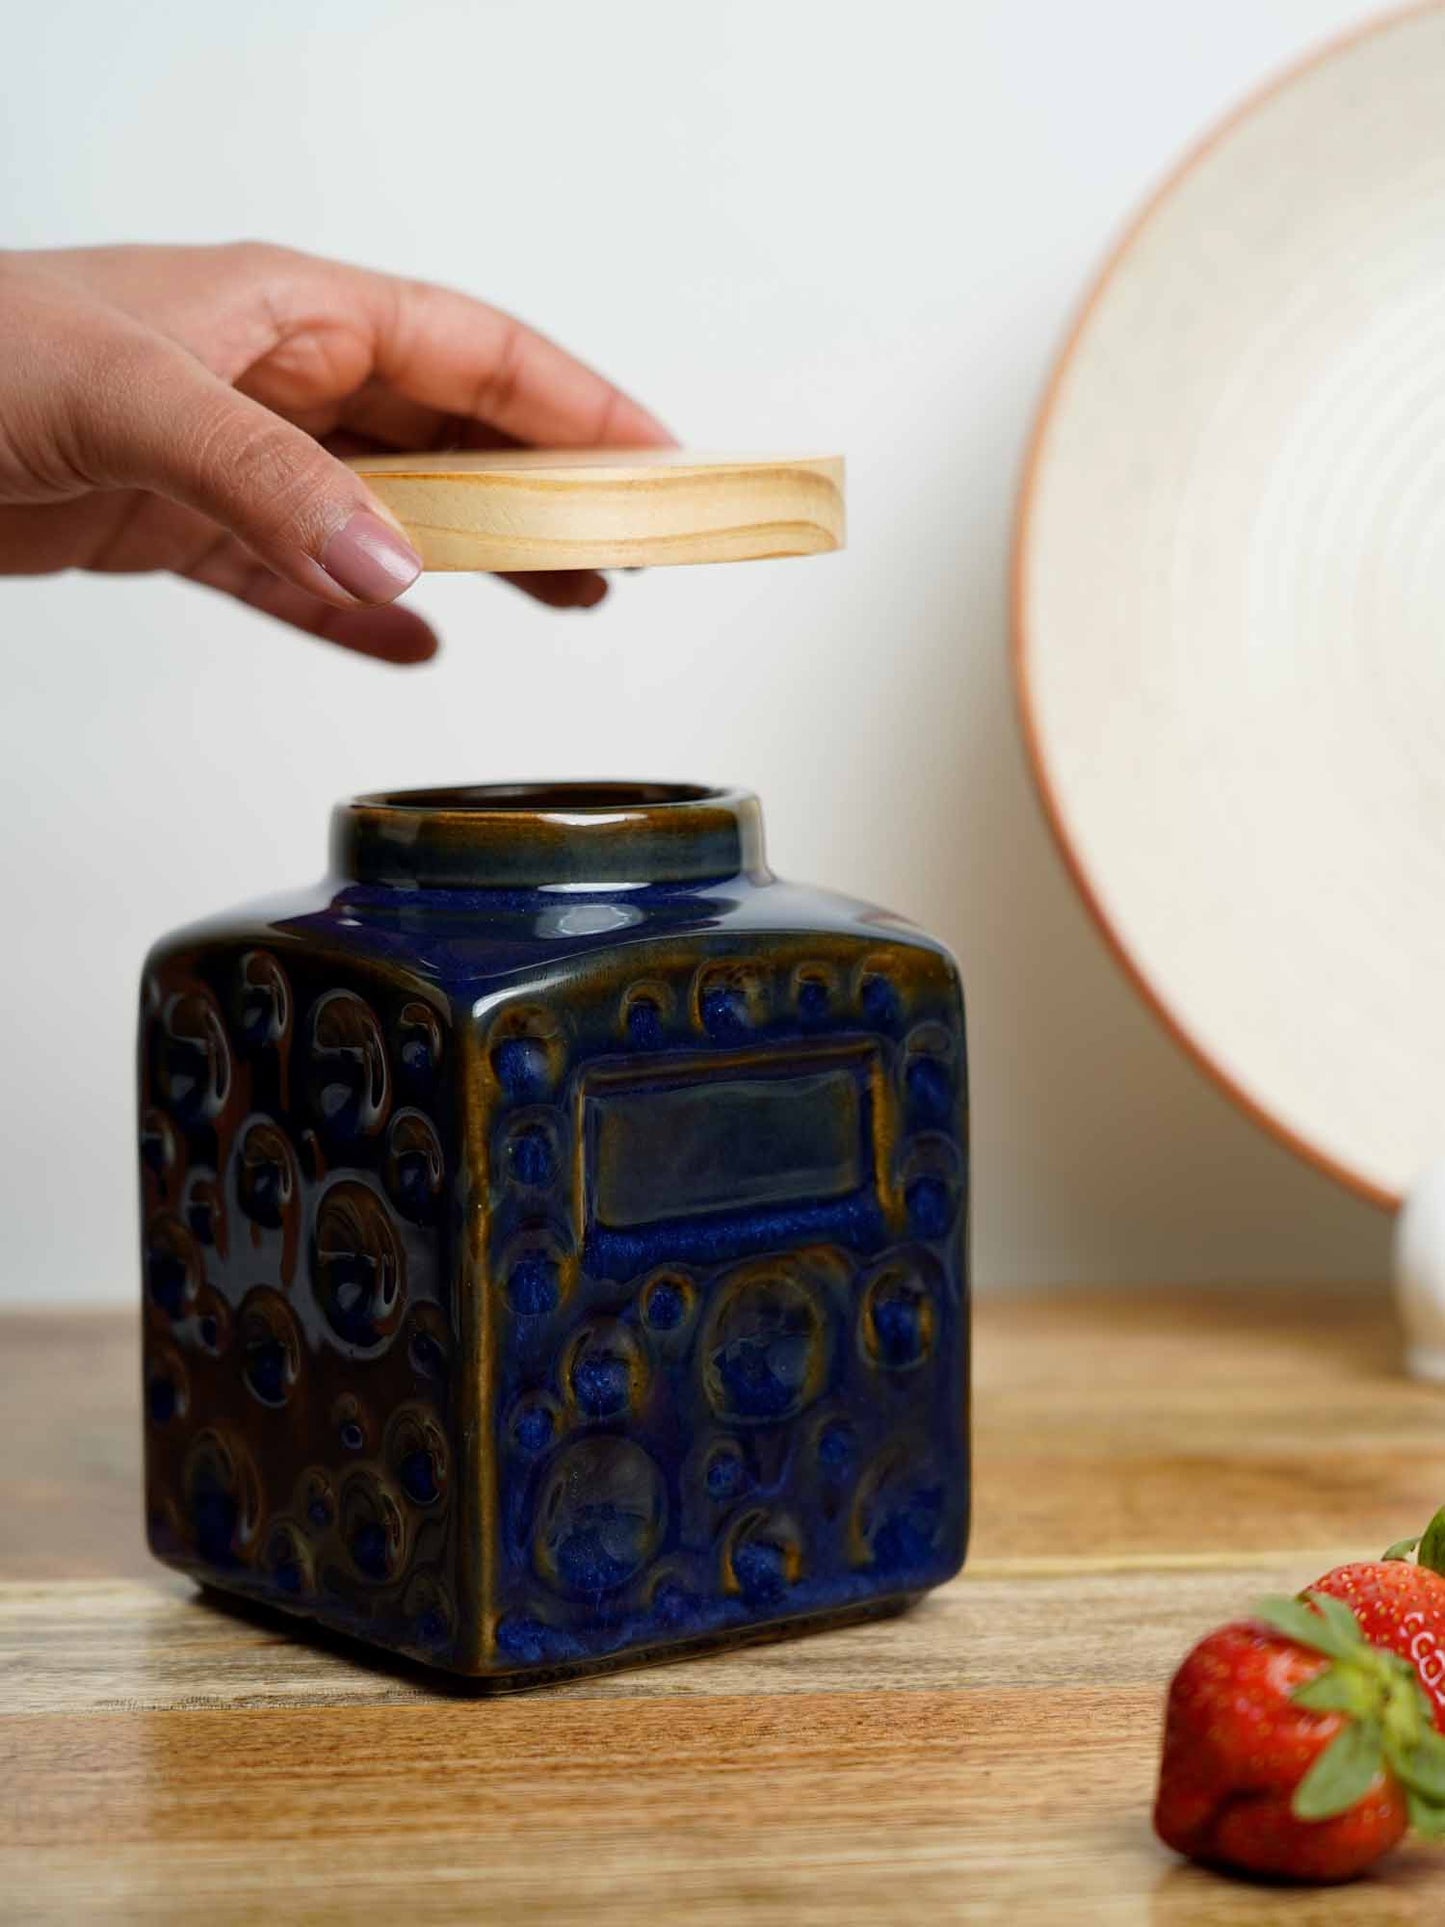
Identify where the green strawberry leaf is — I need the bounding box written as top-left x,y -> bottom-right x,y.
1419,1507 -> 1445,1578
1408,1673 -> 1443,1728
1406,1790 -> 1445,1840
1309,1591 -> 1366,1647
1292,1719 -> 1385,1821
1293,1666 -> 1376,1718
1383,1537 -> 1421,1563
1389,1726 -> 1445,1803
1255,1594 -> 1361,1661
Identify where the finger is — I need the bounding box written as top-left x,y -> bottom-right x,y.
64,323 -> 425,608
499,569 -> 609,610
317,426 -> 610,610
345,266 -> 675,450
327,379 -> 521,457
186,535 -> 437,664
61,244 -> 673,454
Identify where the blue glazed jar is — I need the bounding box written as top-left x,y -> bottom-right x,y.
138,783 -> 969,1684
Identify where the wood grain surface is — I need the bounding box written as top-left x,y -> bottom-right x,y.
345,449 -> 845,571
4,1285 -> 1444,1922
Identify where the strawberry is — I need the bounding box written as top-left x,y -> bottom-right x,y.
1154,1589 -> 1445,1881
1311,1506 -> 1445,1732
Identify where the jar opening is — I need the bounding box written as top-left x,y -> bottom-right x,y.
332,782 -> 767,890
368,782 -> 715,814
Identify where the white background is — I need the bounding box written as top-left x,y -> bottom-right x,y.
0,0 -> 1394,1304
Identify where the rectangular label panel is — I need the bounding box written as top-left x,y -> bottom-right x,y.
591,1066 -> 861,1229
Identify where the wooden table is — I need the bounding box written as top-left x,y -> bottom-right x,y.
4,1287 -> 1445,1922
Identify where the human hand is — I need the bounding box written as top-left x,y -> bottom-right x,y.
0,243 -> 671,662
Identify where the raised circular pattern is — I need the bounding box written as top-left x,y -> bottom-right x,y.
488,1004 -> 565,1103
904,1057 -> 952,1130
533,1437 -> 666,1598
386,1404 -> 449,1507
339,1468 -> 407,1583
500,1228 -> 571,1319
145,1342 -> 189,1426
140,1108 -> 178,1184
647,1568 -> 701,1629
306,991 -> 389,1140
239,1287 -> 302,1407
724,1509 -> 803,1607
505,1118 -> 557,1190
404,1304 -> 450,1382
703,1438 -> 749,1501
156,991 -> 232,1124
640,1268 -> 694,1335
395,1001 -> 443,1087
193,1284 -> 230,1356
183,1430 -> 262,1570
144,1213 -> 202,1319
859,1255 -> 939,1372
903,1024 -> 955,1131
330,1392 -> 372,1455
850,1442 -> 945,1576
263,1520 -> 313,1597
816,1417 -> 856,1474
857,963 -> 902,1031
235,951 -> 291,1052
182,1169 -> 224,1251
906,1178 -> 951,1239
384,1110 -> 444,1224
313,1181 -> 406,1350
695,964 -> 767,1043
898,1134 -> 963,1242
295,1467 -> 337,1535
563,1319 -> 648,1421
701,1264 -> 827,1423
236,1119 -> 298,1230
509,1392 -> 560,1456
791,963 -> 838,1026
402,1572 -> 455,1649
621,980 -> 673,1049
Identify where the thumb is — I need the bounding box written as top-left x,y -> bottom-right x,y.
72,330 -> 421,605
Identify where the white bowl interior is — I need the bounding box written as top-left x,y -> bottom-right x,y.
1020,7 -> 1445,1208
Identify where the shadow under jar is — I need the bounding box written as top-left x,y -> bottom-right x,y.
138,782 -> 970,1685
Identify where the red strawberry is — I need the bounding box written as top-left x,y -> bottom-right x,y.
1311,1506 -> 1445,1732
1154,1589 -> 1445,1882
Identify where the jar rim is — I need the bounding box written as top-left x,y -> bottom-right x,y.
332,781 -> 767,889
355,780 -> 719,814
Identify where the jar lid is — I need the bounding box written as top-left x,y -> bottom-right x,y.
344,449 -> 844,571
333,782 -> 767,889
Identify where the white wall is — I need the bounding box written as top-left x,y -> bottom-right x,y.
0,0 -> 1393,1304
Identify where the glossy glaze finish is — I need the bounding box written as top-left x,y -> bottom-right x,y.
139,784 -> 969,1683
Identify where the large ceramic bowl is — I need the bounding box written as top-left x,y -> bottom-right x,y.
1015,3 -> 1445,1211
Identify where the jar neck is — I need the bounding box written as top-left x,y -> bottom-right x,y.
331,783 -> 768,891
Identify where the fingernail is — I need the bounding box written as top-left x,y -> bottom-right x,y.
579,576 -> 608,608
321,510 -> 423,604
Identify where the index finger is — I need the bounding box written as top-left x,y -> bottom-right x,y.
356,267 -> 675,451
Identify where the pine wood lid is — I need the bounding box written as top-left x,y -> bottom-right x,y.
345,449 -> 844,572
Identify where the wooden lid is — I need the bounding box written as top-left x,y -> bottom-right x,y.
345,448 -> 845,572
